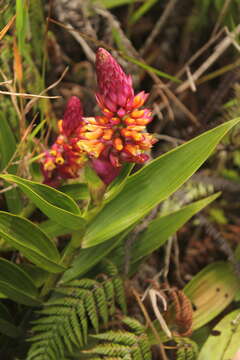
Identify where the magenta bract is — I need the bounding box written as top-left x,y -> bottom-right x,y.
96,48 -> 134,113
62,96 -> 83,137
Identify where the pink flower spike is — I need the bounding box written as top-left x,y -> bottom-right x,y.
96,48 -> 134,113
62,96 -> 83,137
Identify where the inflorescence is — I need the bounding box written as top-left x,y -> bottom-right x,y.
41,48 -> 157,186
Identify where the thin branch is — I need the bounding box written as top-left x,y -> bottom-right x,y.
186,66 -> 196,92
163,236 -> 174,280
0,90 -> 60,99
176,24 -> 240,93
23,66 -> 68,116
2,118 -> 35,173
225,27 -> 240,53
171,28 -> 224,82
132,288 -> 169,360
140,0 -> 178,56
0,80 -> 13,85
212,0 -> 233,36
0,69 -> 21,120
0,184 -> 17,194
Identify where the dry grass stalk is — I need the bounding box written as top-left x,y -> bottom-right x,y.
177,24 -> 240,93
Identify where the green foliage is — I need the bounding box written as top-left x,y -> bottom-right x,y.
199,310 -> 240,360
85,317 -> 152,360
1,174 -> 86,230
82,118 -> 240,248
193,0 -> 240,30
61,230 -> 131,283
184,262 -> 240,330
27,262 -> 126,360
117,193 -> 220,269
0,258 -> 40,306
0,211 -> 64,273
91,0 -> 136,9
175,337 -> 199,360
129,0 -> 158,25
0,302 -> 21,338
0,101 -> 22,214
123,55 -> 181,83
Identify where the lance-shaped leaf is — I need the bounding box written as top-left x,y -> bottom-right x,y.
104,163 -> 134,203
82,118 -> 240,248
130,193 -> 219,264
184,262 -> 240,330
0,112 -> 22,214
0,258 -> 40,306
0,212 -> 65,273
61,229 -> 131,283
39,219 -> 70,238
0,302 -> 21,338
199,310 -> 240,360
0,174 -> 86,230
59,183 -> 90,201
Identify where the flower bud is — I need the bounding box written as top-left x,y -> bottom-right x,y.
96,48 -> 134,113
62,96 -> 83,137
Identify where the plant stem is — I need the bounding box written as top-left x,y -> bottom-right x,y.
40,230 -> 84,298
20,202 -> 36,218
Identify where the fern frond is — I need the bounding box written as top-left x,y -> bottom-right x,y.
85,317 -> 152,360
122,317 -> 145,335
103,278 -> 116,316
175,337 -> 199,360
85,343 -> 130,357
27,262 -> 126,360
92,330 -> 137,345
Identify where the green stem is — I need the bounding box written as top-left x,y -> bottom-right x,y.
40,230 -> 84,298
20,202 -> 36,218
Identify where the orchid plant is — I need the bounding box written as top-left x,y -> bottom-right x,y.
0,48 -> 239,360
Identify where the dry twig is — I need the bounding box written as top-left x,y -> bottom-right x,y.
140,0 -> 178,56
176,25 -> 240,93
132,288 -> 169,360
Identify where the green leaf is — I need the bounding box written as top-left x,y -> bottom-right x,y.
85,163 -> 106,205
0,212 -> 65,273
61,229 -> 130,283
20,264 -> 48,288
198,310 -> 240,360
0,112 -> 22,214
123,55 -> 181,83
184,262 -> 240,330
16,0 -> 28,54
0,174 -> 86,230
130,0 -> 158,24
130,193 -> 220,264
59,183 -> 90,201
91,0 -> 136,8
0,114 -> 16,172
39,219 -> 70,238
0,258 -> 40,306
83,118 -> 240,248
0,303 -> 20,338
104,163 -> 134,203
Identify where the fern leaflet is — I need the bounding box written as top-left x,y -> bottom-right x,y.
27,262 -> 126,360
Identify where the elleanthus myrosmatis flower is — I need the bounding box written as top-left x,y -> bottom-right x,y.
77,48 -> 157,183
40,49 -> 157,186
41,96 -> 87,186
